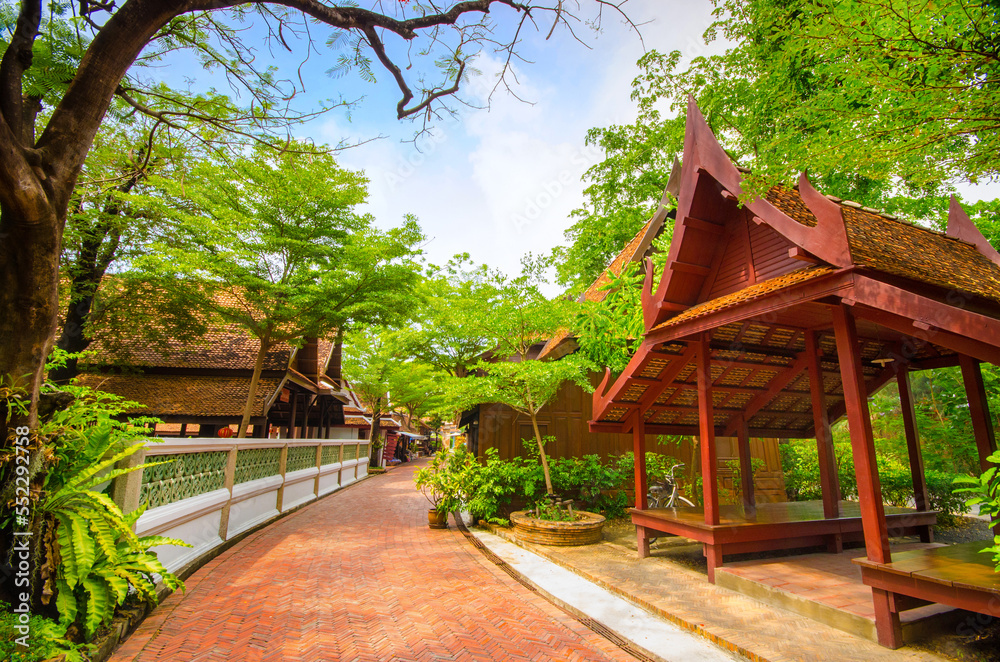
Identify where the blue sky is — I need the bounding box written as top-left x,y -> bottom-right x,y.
147,1 -> 722,283
147,1 -> 998,285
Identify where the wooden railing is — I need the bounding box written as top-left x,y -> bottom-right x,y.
112,438 -> 370,574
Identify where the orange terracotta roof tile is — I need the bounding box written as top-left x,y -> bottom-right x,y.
75,373 -> 283,418
652,266 -> 838,331
767,186 -> 1000,305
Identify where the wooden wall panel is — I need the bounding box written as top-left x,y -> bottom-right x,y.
475,376 -> 788,503
749,219 -> 800,281
708,218 -> 753,299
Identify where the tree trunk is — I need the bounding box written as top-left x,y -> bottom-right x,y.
369,402 -> 382,468
530,411 -> 554,495
0,204 -> 63,426
237,335 -> 271,439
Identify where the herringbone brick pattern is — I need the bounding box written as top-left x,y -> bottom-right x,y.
110,460 -> 635,662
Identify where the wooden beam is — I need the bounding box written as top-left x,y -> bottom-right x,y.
647,269 -> 855,345
288,391 -> 299,440
636,345 -> 699,414
724,354 -> 809,435
682,216 -> 725,235
806,329 -> 840,520
832,305 -> 892,565
673,261 -> 712,277
959,355 -> 999,473
735,417 -> 756,518
589,420 -> 815,439
697,333 -> 720,530
850,276 -> 1000,365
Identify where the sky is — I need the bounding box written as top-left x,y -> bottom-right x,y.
170,1 -> 723,284
150,0 -> 998,286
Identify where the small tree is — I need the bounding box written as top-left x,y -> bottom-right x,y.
454,256 -> 595,495
132,143 -> 422,437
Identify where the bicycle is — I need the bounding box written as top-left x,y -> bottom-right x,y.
646,463 -> 696,509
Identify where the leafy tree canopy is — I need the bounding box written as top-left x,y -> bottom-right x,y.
555,0 -> 1000,290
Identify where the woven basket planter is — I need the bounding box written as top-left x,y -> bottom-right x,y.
510,510 -> 606,546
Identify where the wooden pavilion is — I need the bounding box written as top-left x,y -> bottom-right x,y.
589,98 -> 1000,648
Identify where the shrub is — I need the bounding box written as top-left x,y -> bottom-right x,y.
953,451 -> 1000,571
0,602 -> 90,662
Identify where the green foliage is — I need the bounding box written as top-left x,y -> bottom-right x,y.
953,450 -> 1000,571
0,602 -> 90,662
30,383 -> 189,641
573,262 -> 645,373
780,435 -> 966,524
413,445 -> 468,515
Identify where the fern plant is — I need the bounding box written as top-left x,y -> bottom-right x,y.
43,426 -> 189,639
29,377 -> 191,641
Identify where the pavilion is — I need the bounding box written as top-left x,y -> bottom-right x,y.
589,98 -> 1000,648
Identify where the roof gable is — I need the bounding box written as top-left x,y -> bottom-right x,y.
642,98 -> 1000,331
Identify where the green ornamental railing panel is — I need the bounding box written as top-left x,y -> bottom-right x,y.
234,447 -> 281,485
140,451 -> 227,509
286,446 -> 318,473
358,444 -> 369,458
320,445 -> 342,465
342,444 -> 358,461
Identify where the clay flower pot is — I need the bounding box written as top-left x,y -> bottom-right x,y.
510,510 -> 605,546
428,509 -> 449,529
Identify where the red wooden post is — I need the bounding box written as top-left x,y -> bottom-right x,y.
832,305 -> 900,648
959,355 -> 998,473
634,411 -> 648,510
805,329 -> 840,521
735,417 -> 756,518
897,368 -> 929,509
634,411 -> 651,558
697,333 -> 720,529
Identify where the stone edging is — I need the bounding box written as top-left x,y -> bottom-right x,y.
478,521 -> 769,662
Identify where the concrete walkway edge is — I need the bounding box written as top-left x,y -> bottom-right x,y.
473,521 -> 769,662
457,520 -> 740,662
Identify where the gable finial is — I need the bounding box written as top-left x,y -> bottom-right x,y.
947,196 -> 1000,267
796,171 -> 853,267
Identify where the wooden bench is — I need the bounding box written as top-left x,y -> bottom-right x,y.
854,540 -> 1000,648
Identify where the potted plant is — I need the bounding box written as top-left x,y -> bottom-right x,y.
414,446 -> 462,529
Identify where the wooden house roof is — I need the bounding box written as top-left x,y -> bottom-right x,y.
75,373 -> 284,418
590,98 -> 1000,439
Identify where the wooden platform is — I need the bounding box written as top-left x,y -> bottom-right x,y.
854,540 -> 1000,634
632,500 -> 938,581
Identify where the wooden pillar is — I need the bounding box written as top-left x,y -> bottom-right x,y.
898,368 -> 932,543
634,410 -> 650,558
832,305 -> 901,648
179,423 -> 188,437
697,333 -> 719,527
959,355 -> 998,473
288,393 -> 299,440
735,417 -> 756,518
696,333 -> 721,582
806,329 -> 840,521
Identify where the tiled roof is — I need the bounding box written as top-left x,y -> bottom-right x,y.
75,373 -> 283,417
767,186 -> 1000,305
651,266 -> 838,332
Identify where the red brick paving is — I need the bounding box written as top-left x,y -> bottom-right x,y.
110,459 -> 636,662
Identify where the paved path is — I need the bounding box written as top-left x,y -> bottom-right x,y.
111,459 -> 638,662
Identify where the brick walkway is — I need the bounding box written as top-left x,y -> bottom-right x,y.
110,459 -> 636,662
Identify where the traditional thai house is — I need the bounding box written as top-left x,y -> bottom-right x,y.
590,98 -> 1000,647
77,322 -> 352,439
463,198 -> 787,503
